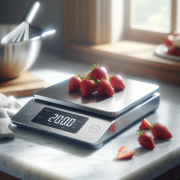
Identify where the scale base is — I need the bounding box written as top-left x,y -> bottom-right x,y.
12,93 -> 160,149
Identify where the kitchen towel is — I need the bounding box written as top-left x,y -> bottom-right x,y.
0,93 -> 22,140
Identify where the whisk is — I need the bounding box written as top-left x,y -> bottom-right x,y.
1,2 -> 40,44
1,22 -> 29,44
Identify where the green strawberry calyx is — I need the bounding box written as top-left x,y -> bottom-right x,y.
137,130 -> 147,141
86,75 -> 96,80
75,73 -> 83,80
95,77 -> 106,85
150,122 -> 159,132
108,73 -> 115,81
90,63 -> 99,73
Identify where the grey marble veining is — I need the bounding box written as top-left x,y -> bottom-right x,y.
0,52 -> 180,180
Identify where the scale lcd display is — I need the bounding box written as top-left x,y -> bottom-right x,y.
32,107 -> 89,133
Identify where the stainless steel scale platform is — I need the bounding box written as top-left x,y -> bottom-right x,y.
12,77 -> 160,148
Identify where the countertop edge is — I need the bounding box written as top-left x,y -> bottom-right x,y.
0,152 -> 72,180
120,146 -> 180,180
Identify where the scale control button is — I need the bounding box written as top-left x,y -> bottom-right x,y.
89,125 -> 100,133
24,108 -> 35,115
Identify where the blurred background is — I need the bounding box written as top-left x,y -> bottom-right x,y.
0,0 -> 180,86
1,0 -> 179,54
0,0 -> 63,54
131,0 -> 171,32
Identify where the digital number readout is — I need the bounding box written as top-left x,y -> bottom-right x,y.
48,114 -> 76,127
31,107 -> 89,133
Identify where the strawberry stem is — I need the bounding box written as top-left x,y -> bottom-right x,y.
150,122 -> 159,132
95,77 -> 106,86
90,63 -> 100,73
137,130 -> 146,141
75,73 -> 83,80
108,73 -> 115,81
86,75 -> 95,80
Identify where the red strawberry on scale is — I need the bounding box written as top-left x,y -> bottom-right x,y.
80,75 -> 96,96
97,78 -> 114,96
109,73 -> 126,90
90,63 -> 108,81
69,73 -> 83,92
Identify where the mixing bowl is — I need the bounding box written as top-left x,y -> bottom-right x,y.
0,25 -> 41,80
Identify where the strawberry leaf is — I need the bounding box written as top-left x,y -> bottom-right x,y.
137,130 -> 147,141
95,81 -> 99,85
97,77 -> 105,82
75,73 -> 83,80
90,63 -> 100,73
150,122 -> 159,132
108,73 -> 115,81
86,75 -> 91,79
95,79 -> 101,85
95,78 -> 107,86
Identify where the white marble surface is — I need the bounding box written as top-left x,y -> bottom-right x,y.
0,52 -> 180,180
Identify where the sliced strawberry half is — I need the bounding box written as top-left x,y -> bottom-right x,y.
139,119 -> 151,130
116,146 -> 134,160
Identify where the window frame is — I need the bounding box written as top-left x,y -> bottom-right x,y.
124,0 -> 178,44
62,0 -> 180,86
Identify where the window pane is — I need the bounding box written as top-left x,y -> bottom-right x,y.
131,0 -> 171,32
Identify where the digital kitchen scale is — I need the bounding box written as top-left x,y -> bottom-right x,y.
12,77 -> 160,148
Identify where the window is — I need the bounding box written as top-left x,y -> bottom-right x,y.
125,0 -> 179,44
131,0 -> 171,33
63,0 -> 180,86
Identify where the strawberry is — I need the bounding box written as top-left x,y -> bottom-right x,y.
150,122 -> 172,139
139,119 -> 151,130
69,73 -> 82,92
109,73 -> 126,90
80,76 -> 96,96
97,78 -> 114,96
167,46 -> 179,56
88,72 -> 92,77
137,130 -> 155,150
116,146 -> 134,160
90,63 -> 108,81
164,35 -> 174,47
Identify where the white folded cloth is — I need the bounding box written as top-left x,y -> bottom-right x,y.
0,93 -> 22,140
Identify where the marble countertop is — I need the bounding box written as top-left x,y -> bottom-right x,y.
0,52 -> 180,180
